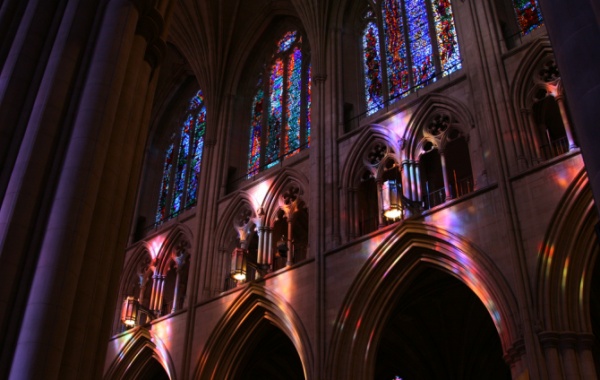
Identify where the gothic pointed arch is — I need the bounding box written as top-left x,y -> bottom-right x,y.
261,167 -> 310,220
340,124 -> 404,239
194,285 -> 313,380
156,224 -> 193,272
214,193 -> 259,291
215,192 -> 259,252
511,37 -> 554,111
261,167 -> 309,226
340,124 -> 403,189
126,224 -> 192,318
404,93 -> 474,159
537,169 -> 598,333
114,242 -> 154,333
510,37 -> 576,163
403,94 -> 477,208
104,328 -> 176,380
259,168 -> 310,269
327,221 -> 520,379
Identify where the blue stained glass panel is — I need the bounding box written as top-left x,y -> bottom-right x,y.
156,142 -> 174,223
266,59 -> 284,168
363,21 -> 384,115
186,98 -> 206,207
277,31 -> 297,53
171,122 -> 190,215
406,0 -> 435,85
306,63 -> 311,146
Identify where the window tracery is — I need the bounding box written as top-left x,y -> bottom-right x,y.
247,29 -> 311,176
362,0 -> 461,115
156,90 -> 206,224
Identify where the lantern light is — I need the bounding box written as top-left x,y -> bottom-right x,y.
382,179 -> 403,220
121,296 -> 139,327
230,248 -> 247,282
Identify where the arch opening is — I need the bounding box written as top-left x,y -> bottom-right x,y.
231,321 -> 304,380
125,357 -> 170,380
375,268 -> 511,379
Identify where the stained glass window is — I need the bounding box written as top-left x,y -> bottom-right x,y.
156,143 -> 174,223
286,47 -> 302,155
248,81 -> 264,176
383,0 -> 409,99
363,20 -> 384,114
513,0 -> 543,35
247,29 -> 311,176
431,0 -> 461,75
361,0 -> 461,113
155,89 -> 206,224
306,64 -> 312,145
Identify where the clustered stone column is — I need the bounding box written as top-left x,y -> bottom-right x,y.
0,0 -> 174,378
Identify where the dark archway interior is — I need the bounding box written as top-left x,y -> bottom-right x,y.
375,268 -> 511,380
128,357 -> 170,380
233,321 -> 304,380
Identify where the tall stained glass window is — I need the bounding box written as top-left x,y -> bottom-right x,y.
156,89 -> 207,224
247,29 -> 311,176
512,0 -> 543,35
362,0 -> 461,115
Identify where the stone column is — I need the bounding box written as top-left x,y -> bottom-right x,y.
577,334 -> 597,379
287,217 -> 294,267
401,161 -> 411,200
538,332 -> 564,380
522,108 -> 543,163
8,0 -> 145,378
171,250 -> 188,312
414,163 -> 422,202
0,0 -> 63,197
376,180 -> 385,228
554,94 -> 577,151
439,150 -> 452,200
257,226 -> 266,265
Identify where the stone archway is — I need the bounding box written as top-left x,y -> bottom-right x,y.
327,221 -> 521,379
375,267 -> 510,379
231,321 -> 304,380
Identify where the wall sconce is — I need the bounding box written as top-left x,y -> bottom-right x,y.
230,247 -> 269,282
382,179 -> 403,220
120,296 -> 156,328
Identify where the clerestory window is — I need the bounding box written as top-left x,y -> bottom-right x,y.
512,0 -> 543,35
156,89 -> 206,224
362,0 -> 462,115
247,30 -> 312,176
